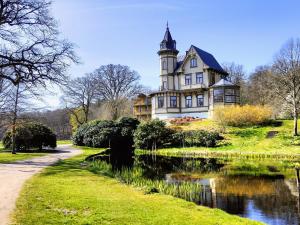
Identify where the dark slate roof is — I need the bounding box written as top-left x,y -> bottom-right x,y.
211,78 -> 238,87
163,27 -> 173,42
192,45 -> 228,74
174,55 -> 185,71
160,27 -> 177,50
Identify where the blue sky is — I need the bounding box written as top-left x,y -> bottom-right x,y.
44,0 -> 300,108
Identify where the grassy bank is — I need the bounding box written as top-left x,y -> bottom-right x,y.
12,149 -> 262,225
159,119 -> 300,158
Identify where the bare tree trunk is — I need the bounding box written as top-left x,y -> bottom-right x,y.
294,105 -> 298,136
11,83 -> 20,154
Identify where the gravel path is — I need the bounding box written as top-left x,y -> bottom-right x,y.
0,145 -> 82,225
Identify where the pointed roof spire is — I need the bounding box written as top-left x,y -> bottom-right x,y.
160,23 -> 176,50
158,23 -> 179,55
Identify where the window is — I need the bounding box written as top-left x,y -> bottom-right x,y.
162,81 -> 167,90
170,96 -> 177,108
185,74 -> 192,85
185,96 -> 192,108
196,72 -> 203,84
210,74 -> 215,85
162,60 -> 167,70
213,89 -> 224,102
190,58 -> 197,68
197,94 -> 204,107
225,88 -> 236,103
158,96 -> 164,108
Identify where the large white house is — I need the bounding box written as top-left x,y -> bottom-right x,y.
149,25 -> 240,119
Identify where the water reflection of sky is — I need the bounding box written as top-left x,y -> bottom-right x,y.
244,200 -> 287,225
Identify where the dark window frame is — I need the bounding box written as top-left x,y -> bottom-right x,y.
170,96 -> 177,108
185,95 -> 192,108
197,94 -> 204,107
185,74 -> 192,85
190,58 -> 197,68
196,72 -> 203,84
224,88 -> 237,103
158,96 -> 164,108
213,89 -> 224,103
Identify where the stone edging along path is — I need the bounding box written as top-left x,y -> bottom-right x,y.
0,145 -> 82,225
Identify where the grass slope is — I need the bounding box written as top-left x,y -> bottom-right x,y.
12,149 -> 262,225
160,119 -> 300,157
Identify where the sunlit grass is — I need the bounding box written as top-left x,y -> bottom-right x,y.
57,140 -> 72,145
160,119 -> 300,157
12,149 -> 262,225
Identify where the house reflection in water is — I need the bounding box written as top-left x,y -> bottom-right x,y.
166,175 -> 300,225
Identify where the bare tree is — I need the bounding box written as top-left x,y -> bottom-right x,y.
247,66 -> 274,106
93,64 -> 143,120
222,62 -> 246,86
272,38 -> 300,136
1,82 -> 42,153
61,73 -> 100,127
0,0 -> 78,86
222,62 -> 248,104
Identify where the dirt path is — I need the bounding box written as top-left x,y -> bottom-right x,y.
0,145 -> 82,225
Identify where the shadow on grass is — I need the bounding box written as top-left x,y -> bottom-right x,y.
40,157 -> 88,177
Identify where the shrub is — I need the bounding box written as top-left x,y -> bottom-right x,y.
134,119 -> 174,150
3,123 -> 56,151
134,119 -> 222,150
170,130 -> 222,148
72,117 -> 140,150
213,105 -> 273,127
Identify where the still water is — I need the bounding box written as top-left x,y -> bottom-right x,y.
96,153 -> 300,225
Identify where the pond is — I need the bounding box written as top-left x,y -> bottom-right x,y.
90,152 -> 300,225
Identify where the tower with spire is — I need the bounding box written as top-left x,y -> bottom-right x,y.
158,24 -> 179,90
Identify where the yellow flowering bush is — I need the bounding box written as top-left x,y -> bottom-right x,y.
213,105 -> 273,127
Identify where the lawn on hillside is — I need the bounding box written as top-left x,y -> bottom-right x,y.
12,149 -> 262,225
159,119 -> 300,156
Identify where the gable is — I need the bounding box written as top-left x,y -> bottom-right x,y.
176,45 -> 228,75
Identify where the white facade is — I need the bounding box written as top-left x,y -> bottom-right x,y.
150,26 -> 239,120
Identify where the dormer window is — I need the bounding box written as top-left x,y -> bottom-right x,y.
190,58 -> 197,68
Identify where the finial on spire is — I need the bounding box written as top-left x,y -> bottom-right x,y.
166,21 -> 169,29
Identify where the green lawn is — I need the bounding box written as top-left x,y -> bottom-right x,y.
57,140 -> 72,145
12,149 -> 262,225
0,142 -> 47,164
158,119 -> 300,157
0,140 -> 72,163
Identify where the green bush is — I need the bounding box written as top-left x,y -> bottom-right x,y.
3,123 -> 57,151
183,130 -> 222,147
134,119 -> 175,150
73,117 -> 140,150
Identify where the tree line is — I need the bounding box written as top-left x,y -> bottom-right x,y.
223,38 -> 300,136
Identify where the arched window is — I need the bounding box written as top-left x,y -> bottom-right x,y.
190,58 -> 197,68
